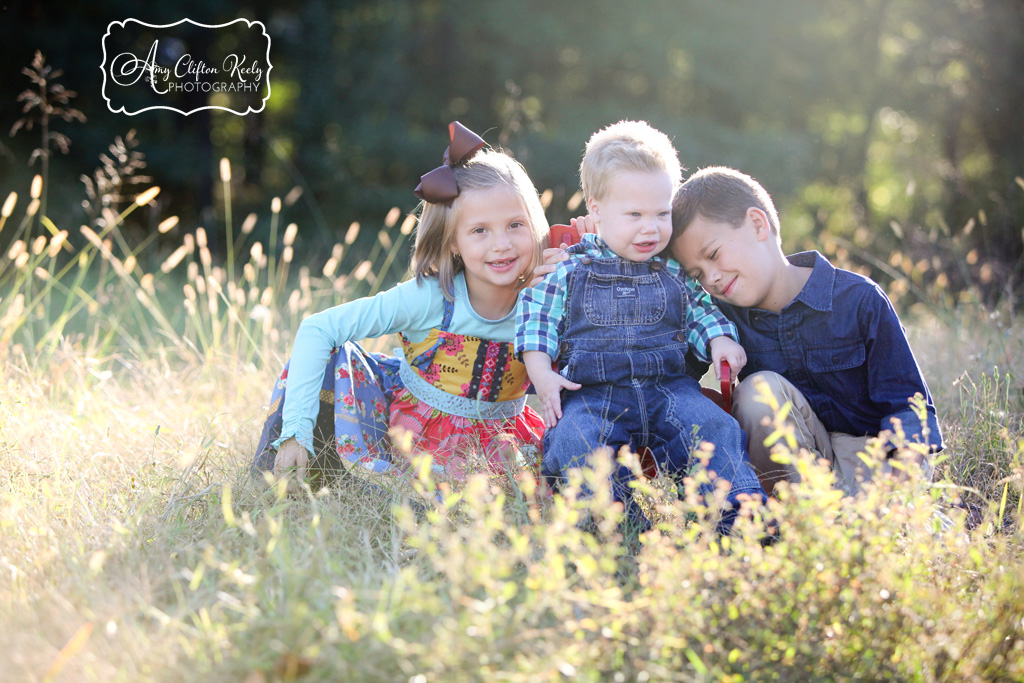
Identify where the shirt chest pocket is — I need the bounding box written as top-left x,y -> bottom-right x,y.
806,340 -> 866,372
583,272 -> 667,326
806,340 -> 869,398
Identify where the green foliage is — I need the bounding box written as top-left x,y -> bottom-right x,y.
5,3 -> 1023,303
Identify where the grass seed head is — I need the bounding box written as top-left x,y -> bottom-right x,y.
344,222 -> 360,245
30,175 -> 42,199
400,214 -> 416,235
160,245 -> 189,273
158,216 -> 179,233
1,191 -> 16,218
567,190 -> 583,211
135,187 -> 161,206
47,231 -> 68,257
241,213 -> 257,234
353,260 -> 372,281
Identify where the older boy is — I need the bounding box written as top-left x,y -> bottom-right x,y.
670,166 -> 942,496
516,123 -> 765,525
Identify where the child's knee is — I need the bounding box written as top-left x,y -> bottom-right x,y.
733,371 -> 788,423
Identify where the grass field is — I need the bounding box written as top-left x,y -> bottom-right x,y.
1,167 -> 1023,681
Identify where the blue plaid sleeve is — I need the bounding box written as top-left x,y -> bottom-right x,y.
515,262 -> 572,359
683,275 -> 738,362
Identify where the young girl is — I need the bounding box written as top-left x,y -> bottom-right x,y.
253,122 -> 548,485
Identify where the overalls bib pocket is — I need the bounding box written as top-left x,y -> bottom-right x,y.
582,272 -> 666,326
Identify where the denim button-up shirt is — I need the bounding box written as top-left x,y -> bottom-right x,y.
719,251 -> 943,451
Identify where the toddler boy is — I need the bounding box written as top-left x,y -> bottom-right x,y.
516,123 -> 765,526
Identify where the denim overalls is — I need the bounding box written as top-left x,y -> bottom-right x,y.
542,252 -> 765,522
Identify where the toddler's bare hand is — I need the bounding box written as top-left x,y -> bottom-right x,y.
524,352 -> 582,428
709,335 -> 747,380
534,371 -> 581,428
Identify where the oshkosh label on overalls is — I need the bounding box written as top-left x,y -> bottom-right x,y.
614,284 -> 638,298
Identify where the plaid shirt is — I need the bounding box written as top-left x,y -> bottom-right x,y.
515,234 -> 737,362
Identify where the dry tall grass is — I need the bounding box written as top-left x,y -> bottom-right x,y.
1,161 -> 1023,681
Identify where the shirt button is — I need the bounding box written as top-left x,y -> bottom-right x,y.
580,255 -> 592,265
649,260 -> 663,271
675,332 -> 686,342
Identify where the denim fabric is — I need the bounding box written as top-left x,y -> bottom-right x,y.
516,234 -> 737,366
719,251 -> 943,452
541,253 -> 765,526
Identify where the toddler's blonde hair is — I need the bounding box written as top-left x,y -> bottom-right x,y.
580,120 -> 682,203
412,149 -> 548,300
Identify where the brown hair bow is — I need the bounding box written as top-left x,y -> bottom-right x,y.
414,121 -> 487,206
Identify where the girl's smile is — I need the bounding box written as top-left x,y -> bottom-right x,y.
486,256 -> 519,272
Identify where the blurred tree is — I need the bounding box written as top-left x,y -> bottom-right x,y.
1,0 -> 1021,298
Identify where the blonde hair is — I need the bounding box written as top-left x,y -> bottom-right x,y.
411,149 -> 548,300
580,120 -> 682,203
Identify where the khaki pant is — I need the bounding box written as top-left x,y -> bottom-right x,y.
732,371 -> 933,497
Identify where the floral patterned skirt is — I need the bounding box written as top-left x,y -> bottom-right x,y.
252,342 -> 544,483
252,342 -> 401,483
388,387 -> 545,480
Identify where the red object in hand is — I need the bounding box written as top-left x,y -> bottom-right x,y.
704,360 -> 732,412
638,361 -> 734,479
548,223 -> 581,249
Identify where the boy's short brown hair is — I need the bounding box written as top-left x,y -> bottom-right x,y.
672,166 -> 780,241
580,120 -> 682,203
